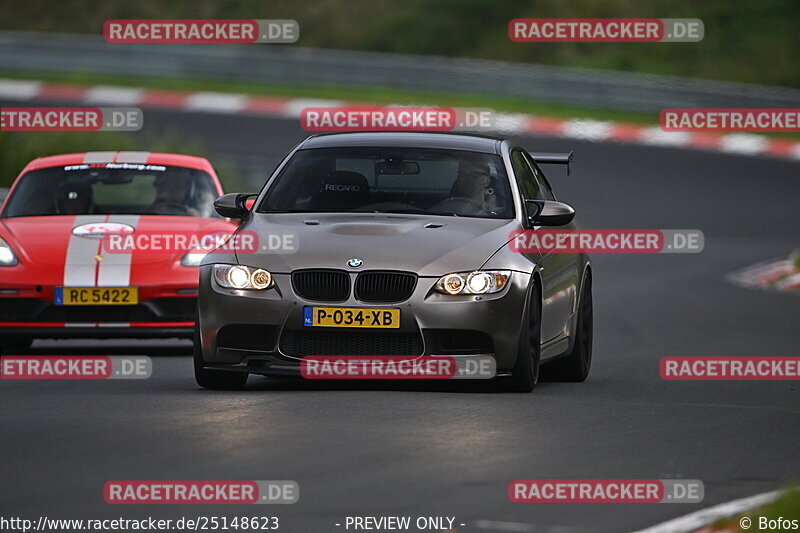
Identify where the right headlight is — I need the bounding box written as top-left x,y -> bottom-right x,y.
0,237 -> 19,266
213,264 -> 273,290
434,270 -> 511,295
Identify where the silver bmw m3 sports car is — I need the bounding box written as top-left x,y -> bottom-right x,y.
195,132 -> 592,392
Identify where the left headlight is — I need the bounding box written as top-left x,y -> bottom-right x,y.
213,264 -> 273,290
434,270 -> 511,295
0,237 -> 19,266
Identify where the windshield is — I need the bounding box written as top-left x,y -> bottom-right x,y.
259,147 -> 514,219
2,164 -> 220,218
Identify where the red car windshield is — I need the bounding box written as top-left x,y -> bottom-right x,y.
2,164 -> 220,218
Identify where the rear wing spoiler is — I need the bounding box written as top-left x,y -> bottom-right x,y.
529,151 -> 573,175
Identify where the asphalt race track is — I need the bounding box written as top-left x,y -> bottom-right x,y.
1,102 -> 799,533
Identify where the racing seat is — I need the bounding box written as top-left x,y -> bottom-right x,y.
311,170 -> 370,211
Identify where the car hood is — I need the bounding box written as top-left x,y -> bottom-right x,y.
1,215 -> 236,265
235,212 -> 521,276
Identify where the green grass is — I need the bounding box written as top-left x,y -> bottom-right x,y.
0,69 -> 659,125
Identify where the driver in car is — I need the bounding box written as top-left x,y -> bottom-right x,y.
449,160 -> 497,213
56,181 -> 94,215
149,173 -> 199,216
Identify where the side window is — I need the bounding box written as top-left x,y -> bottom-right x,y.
510,149 -> 539,200
523,153 -> 556,201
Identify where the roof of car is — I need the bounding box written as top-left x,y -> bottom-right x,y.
299,132 -> 504,153
22,152 -> 215,173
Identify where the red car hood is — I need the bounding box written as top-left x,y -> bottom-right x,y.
1,215 -> 237,266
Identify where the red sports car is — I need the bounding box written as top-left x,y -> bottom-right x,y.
0,151 -> 235,353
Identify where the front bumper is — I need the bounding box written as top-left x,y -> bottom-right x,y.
0,294 -> 196,339
198,266 -> 531,374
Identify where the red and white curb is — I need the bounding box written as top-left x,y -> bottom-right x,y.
727,255 -> 800,294
2,78 -> 800,160
629,489 -> 782,533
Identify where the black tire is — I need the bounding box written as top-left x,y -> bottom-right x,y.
0,336 -> 33,355
505,281 -> 541,392
542,273 -> 593,382
193,317 -> 248,390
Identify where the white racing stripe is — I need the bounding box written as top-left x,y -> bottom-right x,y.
63,215 -> 106,287
115,151 -> 150,164
97,215 -> 139,287
83,152 -> 117,164
63,215 -> 140,328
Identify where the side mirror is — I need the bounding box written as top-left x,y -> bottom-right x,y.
214,193 -> 257,219
525,200 -> 575,227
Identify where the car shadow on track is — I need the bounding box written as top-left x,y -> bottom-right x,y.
237,375 -> 554,394
21,339 -> 193,356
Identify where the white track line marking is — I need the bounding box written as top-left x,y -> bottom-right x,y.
185,92 -> 247,113
720,133 -> 768,155
562,119 -> 613,141
0,79 -> 42,99
629,490 -> 782,533
84,85 -> 143,105
641,126 -> 692,147
473,519 -> 579,533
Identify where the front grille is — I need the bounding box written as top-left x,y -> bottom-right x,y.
292,269 -> 350,302
355,271 -> 417,303
280,330 -> 424,356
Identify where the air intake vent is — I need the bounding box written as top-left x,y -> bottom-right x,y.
355,271 -> 417,303
291,269 -> 350,301
280,330 -> 423,356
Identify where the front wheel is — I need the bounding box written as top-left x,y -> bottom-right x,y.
542,273 -> 593,382
505,282 -> 541,392
193,317 -> 248,390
